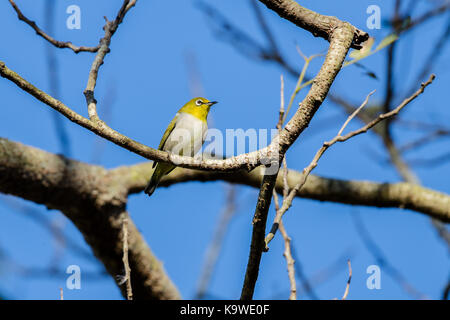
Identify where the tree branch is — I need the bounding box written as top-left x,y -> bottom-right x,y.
258,0 -> 369,49
240,21 -> 356,300
117,163 -> 450,223
84,0 -> 137,121
0,4 -> 364,175
0,59 -> 276,172
1,136 -> 449,298
8,0 -> 100,53
0,138 -> 180,300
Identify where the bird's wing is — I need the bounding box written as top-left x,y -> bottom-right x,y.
153,114 -> 178,168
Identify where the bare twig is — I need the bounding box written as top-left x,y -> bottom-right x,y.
265,90 -> 375,248
90,82 -> 117,164
0,24 -> 356,175
84,0 -> 138,121
283,51 -> 322,124
241,19 -> 360,299
338,74 -> 434,141
0,59 -> 270,172
274,192 -> 297,300
8,0 -> 100,53
265,74 -> 435,247
241,22 -> 355,300
341,260 -> 352,300
121,218 -> 133,300
277,75 -> 285,130
280,225 -> 297,300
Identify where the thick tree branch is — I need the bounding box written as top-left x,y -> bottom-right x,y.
0,138 -> 180,300
258,0 -> 369,49
190,168 -> 450,224
2,135 -> 448,300
1,135 -> 449,300
116,163 -> 450,223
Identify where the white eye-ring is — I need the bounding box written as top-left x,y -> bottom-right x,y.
195,99 -> 203,106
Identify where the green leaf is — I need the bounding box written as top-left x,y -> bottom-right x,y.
375,34 -> 399,51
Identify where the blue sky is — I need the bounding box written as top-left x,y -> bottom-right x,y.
0,0 -> 449,300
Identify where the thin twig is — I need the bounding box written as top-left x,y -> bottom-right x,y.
84,0 -> 138,121
277,75 -> 285,130
0,5 -> 355,175
275,77 -> 296,300
264,74 -> 435,247
272,190 -> 297,299
122,218 -> 133,300
8,0 -> 100,53
283,51 -> 322,124
265,90 -> 375,248
341,259 -> 352,300
279,217 -> 297,299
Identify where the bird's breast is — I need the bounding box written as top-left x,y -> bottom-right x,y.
163,112 -> 207,156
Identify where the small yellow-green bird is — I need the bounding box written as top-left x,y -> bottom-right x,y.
145,97 -> 218,196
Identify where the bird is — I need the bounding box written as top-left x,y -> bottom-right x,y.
144,97 -> 218,197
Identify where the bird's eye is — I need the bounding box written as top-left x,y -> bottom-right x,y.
195,99 -> 203,106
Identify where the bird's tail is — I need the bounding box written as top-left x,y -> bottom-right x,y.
144,163 -> 174,197
144,177 -> 158,197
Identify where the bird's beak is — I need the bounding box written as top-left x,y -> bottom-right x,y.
207,101 -> 218,106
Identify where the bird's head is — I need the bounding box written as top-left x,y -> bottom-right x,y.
179,97 -> 218,121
